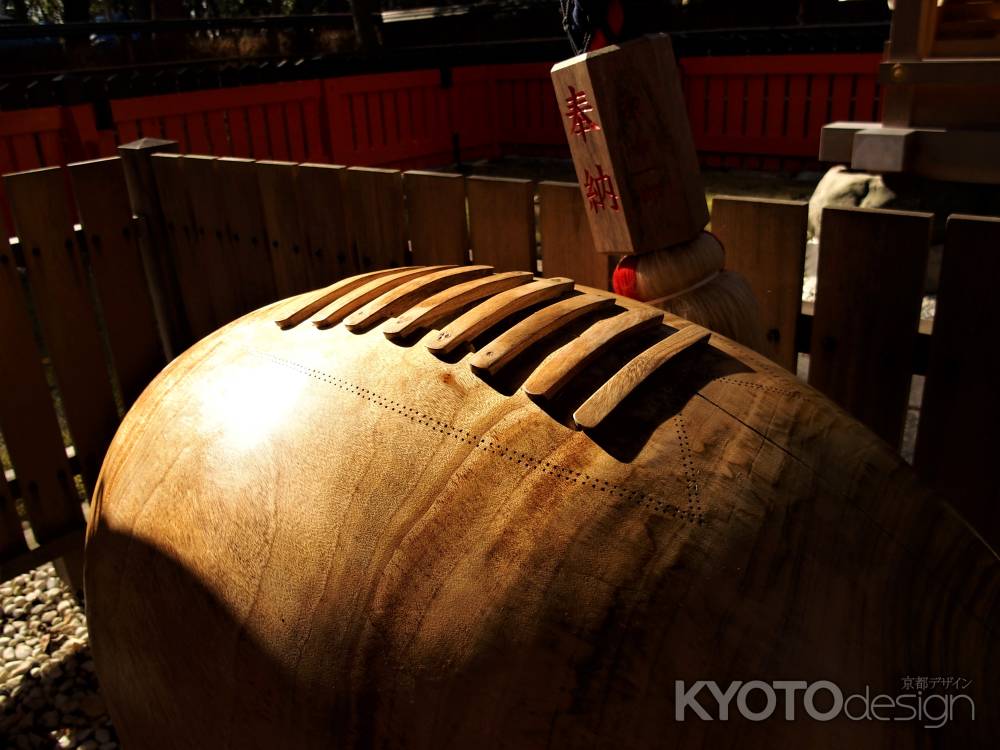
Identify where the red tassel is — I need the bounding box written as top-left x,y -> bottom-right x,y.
613,254 -> 640,299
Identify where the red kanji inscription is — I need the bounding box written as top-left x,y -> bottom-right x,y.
584,165 -> 620,213
565,86 -> 601,141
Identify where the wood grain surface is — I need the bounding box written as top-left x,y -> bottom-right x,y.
523,307 -> 663,400
215,157 -> 279,313
150,153 -> 217,340
256,160 -> 313,298
915,214 -> 1000,550
470,294 -> 615,376
809,206 -> 932,448
4,166 -> 118,493
312,267 -> 446,329
466,176 -> 536,272
426,277 -> 573,354
344,266 -> 491,331
69,156 -> 165,406
296,163 -> 355,284
183,155 -> 244,327
711,196 -> 807,372
404,171 -> 470,267
86,266 -> 998,749
383,272 -> 534,339
118,138 -> 187,357
344,167 -> 407,270
551,34 -> 709,255
0,237 -> 81,543
538,180 -> 613,290
573,323 -> 710,428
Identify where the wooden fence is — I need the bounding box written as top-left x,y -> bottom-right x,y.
2,142 -> 995,594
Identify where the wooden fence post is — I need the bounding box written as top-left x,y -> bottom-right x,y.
915,215 -> 1000,549
711,196 -> 808,372
4,166 -> 123,596
0,229 -> 84,593
297,163 -> 354,284
344,167 -> 407,271
215,157 -> 280,310
404,171 -> 469,267
808,207 -> 932,448
467,176 -> 536,272
69,156 -> 165,407
537,180 -> 612,290
118,137 -> 188,359
256,160 -> 314,298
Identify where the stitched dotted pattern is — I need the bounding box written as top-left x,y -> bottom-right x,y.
256,350 -> 703,524
716,377 -> 802,399
675,413 -> 701,517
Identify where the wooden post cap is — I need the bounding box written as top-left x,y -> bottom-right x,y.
551,34 -> 709,256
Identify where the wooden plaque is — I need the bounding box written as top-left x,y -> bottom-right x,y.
551,34 -> 709,256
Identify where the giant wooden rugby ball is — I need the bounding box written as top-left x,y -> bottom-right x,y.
84,266 -> 997,748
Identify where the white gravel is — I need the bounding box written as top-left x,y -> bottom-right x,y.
0,564 -> 118,749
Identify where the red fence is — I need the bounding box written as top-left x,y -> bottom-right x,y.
0,53 -> 881,231
112,80 -> 329,163
324,70 -> 452,167
682,53 -> 882,170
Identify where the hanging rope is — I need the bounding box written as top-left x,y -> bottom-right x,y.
560,0 -> 626,54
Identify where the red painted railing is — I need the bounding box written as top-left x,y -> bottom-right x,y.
0,53 -> 881,233
111,80 -> 328,162
324,70 -> 452,167
681,53 -> 881,170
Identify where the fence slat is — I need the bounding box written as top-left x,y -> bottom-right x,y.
915,215 -> 1000,548
286,104 -> 307,163
467,176 -> 535,273
711,196 -> 808,372
228,109 -> 252,158
150,153 -> 216,340
297,163 -> 355,285
69,156 -> 164,406
726,77 -> 744,136
266,105 -> 290,161
186,114 -> 212,154
183,155 -> 243,326
118,138 -> 189,358
302,99 -> 326,161
256,160 -> 313,297
139,117 -> 164,140
206,111 -> 230,155
0,471 -> 26,561
162,116 -> 187,151
4,166 -> 119,493
0,243 -> 80,545
248,106 -> 269,158
538,181 -> 611,290
404,171 -> 469,267
344,167 -> 407,271
215,157 -> 278,312
809,207 -> 932,448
